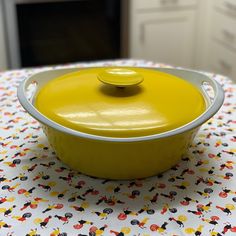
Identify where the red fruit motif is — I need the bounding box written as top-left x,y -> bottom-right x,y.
118,213 -> 127,220
180,201 -> 189,206
18,189 -> 26,194
54,204 -> 63,209
90,226 -> 98,232
158,183 -> 166,189
150,224 -> 158,231
208,153 -> 215,158
91,190 -> 99,195
211,216 -> 220,221
219,192 -> 228,198
73,224 -> 83,230
231,227 -> 236,232
30,204 -> 37,209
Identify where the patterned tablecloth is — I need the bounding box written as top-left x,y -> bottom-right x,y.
0,60 -> 235,236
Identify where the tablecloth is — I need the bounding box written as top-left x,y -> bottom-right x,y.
0,60 -> 235,236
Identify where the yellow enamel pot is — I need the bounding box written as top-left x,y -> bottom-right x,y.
17,67 -> 224,179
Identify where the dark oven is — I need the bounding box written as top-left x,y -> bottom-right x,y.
3,0 -> 128,68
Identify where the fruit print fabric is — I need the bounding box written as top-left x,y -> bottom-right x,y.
0,60 -> 235,236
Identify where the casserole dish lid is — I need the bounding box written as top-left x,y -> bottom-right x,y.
35,67 -> 206,138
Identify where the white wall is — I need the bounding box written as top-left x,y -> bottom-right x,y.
0,0 -> 7,70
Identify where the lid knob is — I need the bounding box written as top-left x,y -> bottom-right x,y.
98,68 -> 144,88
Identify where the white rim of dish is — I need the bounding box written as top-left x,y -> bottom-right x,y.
17,67 -> 225,142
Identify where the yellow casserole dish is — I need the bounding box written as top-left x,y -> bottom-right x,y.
17,67 -> 224,179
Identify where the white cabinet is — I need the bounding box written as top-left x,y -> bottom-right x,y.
212,11 -> 236,51
214,0 -> 236,14
204,0 -> 236,82
0,0 -> 7,70
130,0 -> 236,82
129,0 -> 198,68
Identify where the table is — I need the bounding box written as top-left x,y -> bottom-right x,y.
0,60 -> 235,236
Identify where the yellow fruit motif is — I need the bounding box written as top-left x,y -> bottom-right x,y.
81,202 -> 89,209
0,208 -> 6,213
185,228 -> 195,234
178,215 -> 187,222
95,229 -> 103,235
226,204 -> 235,210
48,182 -> 56,187
33,218 -> 42,224
182,182 -> 190,187
8,197 -> 15,202
121,227 -> 131,234
37,144 -> 45,148
106,186 -> 115,192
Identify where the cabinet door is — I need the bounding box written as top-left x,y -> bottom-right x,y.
130,11 -> 196,68
0,1 -> 7,70
209,41 -> 236,82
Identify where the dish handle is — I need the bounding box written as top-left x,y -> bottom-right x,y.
17,68 -> 79,120
156,68 -> 225,113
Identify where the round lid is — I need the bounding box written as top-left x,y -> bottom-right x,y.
35,67 -> 206,138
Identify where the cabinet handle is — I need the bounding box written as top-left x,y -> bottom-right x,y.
139,24 -> 145,44
171,0 -> 179,4
160,0 -> 179,5
160,0 -> 167,6
222,29 -> 235,43
224,2 -> 236,14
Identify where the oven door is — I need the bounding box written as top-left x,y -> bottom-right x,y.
3,0 -> 128,68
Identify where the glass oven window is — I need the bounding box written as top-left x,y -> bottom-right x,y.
17,0 -> 121,67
